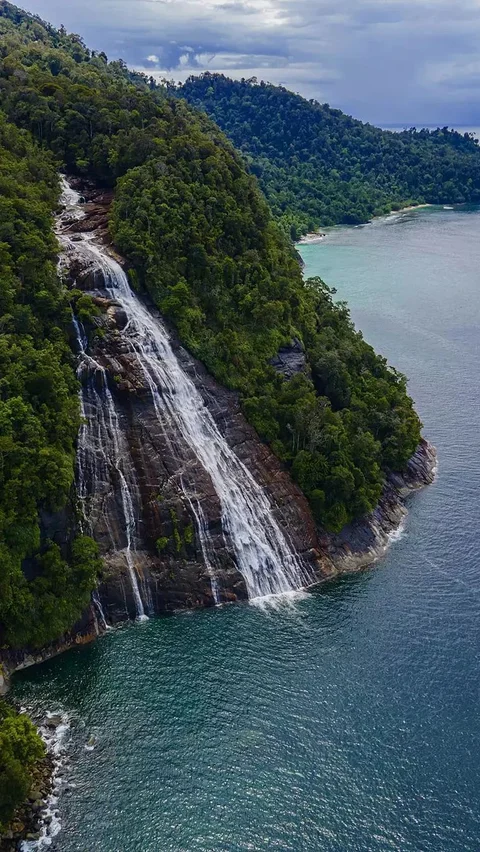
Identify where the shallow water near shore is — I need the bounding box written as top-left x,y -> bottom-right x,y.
12,204 -> 480,851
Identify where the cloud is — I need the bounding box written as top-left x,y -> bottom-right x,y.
24,0 -> 480,124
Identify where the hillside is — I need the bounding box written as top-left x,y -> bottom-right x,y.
179,73 -> 480,238
0,1 -> 422,633
0,2 -> 421,550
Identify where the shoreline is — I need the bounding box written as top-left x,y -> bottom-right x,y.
296,203 -> 435,245
0,712 -> 70,852
0,443 -> 437,852
0,711 -> 73,852
0,440 -> 437,848
391,202 -> 433,215
323,439 -> 437,575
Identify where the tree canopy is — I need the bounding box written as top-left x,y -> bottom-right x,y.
0,102 -> 100,649
0,699 -> 45,829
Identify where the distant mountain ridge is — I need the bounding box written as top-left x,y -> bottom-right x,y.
179,73 -> 480,238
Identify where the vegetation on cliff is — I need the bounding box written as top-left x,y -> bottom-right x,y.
0,107 -> 100,649
179,73 -> 480,238
0,1 -> 421,542
111,167 -> 420,531
0,699 -> 44,829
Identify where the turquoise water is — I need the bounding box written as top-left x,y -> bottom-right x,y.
12,205 -> 480,851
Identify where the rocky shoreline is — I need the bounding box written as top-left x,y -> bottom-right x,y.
0,438 -> 437,691
322,438 -> 437,573
0,711 -> 72,851
0,438 -> 436,850
0,757 -> 52,851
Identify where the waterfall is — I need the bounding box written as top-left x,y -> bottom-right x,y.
92,591 -> 110,631
183,492 -> 221,605
73,331 -> 148,620
71,304 -> 148,619
60,180 -> 314,603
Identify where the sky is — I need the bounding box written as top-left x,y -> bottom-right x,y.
23,0 -> 480,126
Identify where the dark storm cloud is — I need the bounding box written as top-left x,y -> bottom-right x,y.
24,0 -> 480,123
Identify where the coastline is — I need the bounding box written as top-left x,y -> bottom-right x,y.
296,203 -> 435,244
0,711 -> 68,852
0,438 -> 437,852
0,188 -> 438,852
297,230 -> 327,245
323,439 -> 437,574
391,202 -> 433,215
0,439 -> 437,848
16,712 -> 72,852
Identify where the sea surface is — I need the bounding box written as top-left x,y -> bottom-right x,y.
12,205 -> 480,851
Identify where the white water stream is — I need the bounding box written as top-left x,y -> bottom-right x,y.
60,180 -> 313,606
73,315 -> 147,620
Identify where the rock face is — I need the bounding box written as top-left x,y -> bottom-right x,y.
73,274 -> 335,622
61,187 -> 335,625
0,604 -> 101,685
270,338 -> 307,379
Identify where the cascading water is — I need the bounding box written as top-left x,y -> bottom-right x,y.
72,320 -> 148,620
60,180 -> 314,604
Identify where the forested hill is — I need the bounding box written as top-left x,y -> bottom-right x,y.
179,74 -> 480,238
0,2 -> 421,544
0,2 -> 421,645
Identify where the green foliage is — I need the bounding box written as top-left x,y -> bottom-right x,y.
183,523 -> 194,546
69,291 -> 100,324
179,74 -> 480,236
0,700 -> 44,829
0,2 -> 181,185
169,509 -> 183,554
0,108 -> 100,648
17,537 -> 102,648
155,536 -> 169,554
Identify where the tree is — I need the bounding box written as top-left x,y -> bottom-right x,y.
0,701 -> 45,829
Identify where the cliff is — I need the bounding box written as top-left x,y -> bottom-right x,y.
0,5 -> 431,660
0,185 -> 436,688
63,184 -> 336,622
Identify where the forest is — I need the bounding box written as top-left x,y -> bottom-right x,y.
179,73 -> 480,238
0,111 -> 100,652
0,0 -> 423,595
